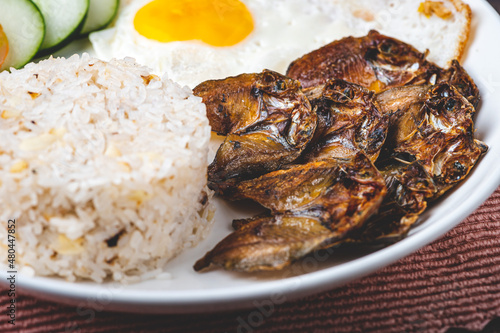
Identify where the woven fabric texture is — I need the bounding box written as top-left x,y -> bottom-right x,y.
1,1 -> 500,332
1,186 -> 499,333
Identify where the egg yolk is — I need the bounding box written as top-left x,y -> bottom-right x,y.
0,24 -> 9,67
134,0 -> 254,47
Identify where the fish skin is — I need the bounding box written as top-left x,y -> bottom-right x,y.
351,83 -> 487,244
194,154 -> 387,272
195,31 -> 486,272
287,30 -> 439,91
194,70 -> 317,195
287,30 -> 480,109
302,79 -> 389,164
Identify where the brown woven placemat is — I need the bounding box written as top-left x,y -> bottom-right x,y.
1,185 -> 499,333
2,3 -> 500,329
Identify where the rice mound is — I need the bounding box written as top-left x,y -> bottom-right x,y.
0,54 -> 214,282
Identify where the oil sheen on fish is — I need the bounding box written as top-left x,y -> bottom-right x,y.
194,70 -> 317,196
194,31 -> 486,272
194,154 -> 386,272
287,30 -> 438,92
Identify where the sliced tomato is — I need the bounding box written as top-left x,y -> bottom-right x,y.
0,24 -> 8,67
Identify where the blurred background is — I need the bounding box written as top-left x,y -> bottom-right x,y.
489,0 -> 500,12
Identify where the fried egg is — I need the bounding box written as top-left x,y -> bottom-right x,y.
90,0 -> 467,88
90,0 -> 356,88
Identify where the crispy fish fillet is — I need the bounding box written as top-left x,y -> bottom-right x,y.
194,70 -> 317,195
194,154 -> 386,272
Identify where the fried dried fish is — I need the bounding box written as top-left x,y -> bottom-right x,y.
194,70 -> 317,195
375,84 -> 430,158
352,160 -> 437,243
286,30 -> 479,106
302,79 -> 389,163
195,80 -> 390,272
287,30 -> 438,91
194,154 -> 386,272
352,83 -> 487,243
395,83 -> 487,193
437,59 -> 480,109
194,214 -> 336,272
194,31 -> 487,272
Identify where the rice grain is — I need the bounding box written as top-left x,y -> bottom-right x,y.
0,54 -> 214,282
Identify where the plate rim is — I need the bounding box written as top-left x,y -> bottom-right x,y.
3,0 -> 500,314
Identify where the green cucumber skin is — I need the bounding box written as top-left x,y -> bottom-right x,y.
80,0 -> 119,36
21,22 -> 45,69
35,8 -> 88,57
34,0 -> 90,56
0,0 -> 46,71
17,3 -> 46,69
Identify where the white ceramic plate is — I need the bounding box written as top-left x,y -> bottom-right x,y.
2,0 -> 500,314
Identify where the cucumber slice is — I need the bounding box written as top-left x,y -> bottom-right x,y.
0,0 -> 45,71
80,0 -> 119,35
32,0 -> 89,55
